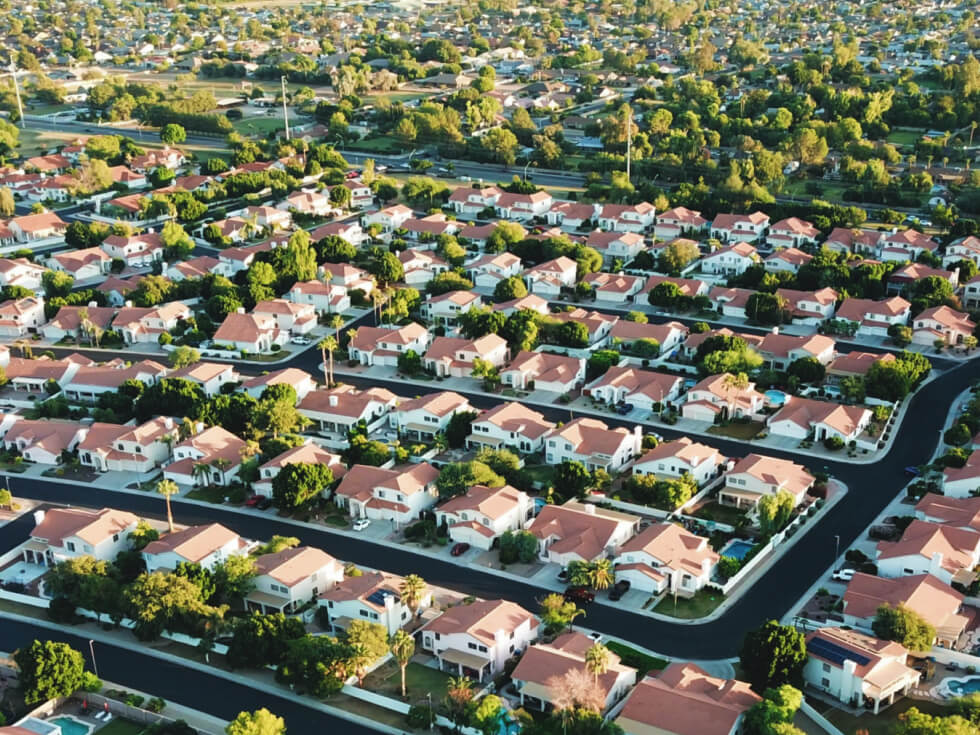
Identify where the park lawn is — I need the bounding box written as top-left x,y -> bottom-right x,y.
362,661 -> 453,701
655,588 -> 725,620
604,641 -> 668,677
96,719 -> 147,735
886,129 -> 924,146
16,128 -> 82,157
233,117 -> 287,137
820,697 -> 951,735
707,421 -> 764,440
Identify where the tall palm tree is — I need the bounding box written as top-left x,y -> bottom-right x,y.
192,462 -> 211,488
584,642 -> 611,685
399,574 -> 426,615
389,629 -> 415,698
161,433 -> 176,462
330,314 -> 345,341
590,559 -> 615,590
156,479 -> 179,533
319,336 -> 338,387
444,676 -> 474,730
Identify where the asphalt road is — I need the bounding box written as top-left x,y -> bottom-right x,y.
0,616 -> 380,735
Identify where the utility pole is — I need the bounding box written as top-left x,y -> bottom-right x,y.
624,105 -> 632,185
8,64 -> 24,129
280,75 -> 290,141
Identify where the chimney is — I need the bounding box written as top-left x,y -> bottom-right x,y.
329,395 -> 338,407
33,509 -> 45,526
929,551 -> 943,575
87,301 -> 97,307
125,300 -> 133,308
236,307 -> 246,314
771,326 -> 779,335
583,503 -> 596,515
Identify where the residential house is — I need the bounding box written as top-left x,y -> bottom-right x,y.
62,360 -> 167,403
586,231 -> 646,265
911,306 -> 976,347
246,547 -> 344,613
424,334 -> 509,378
764,247 -> 813,274
596,202 -> 656,233
545,417 -> 642,472
614,523 -> 720,596
278,190 -> 333,217
633,438 -> 727,487
466,253 -> 522,290
875,520 -> 980,586
362,204 -> 413,234
827,351 -> 896,383
334,462 -> 441,524
0,258 -> 48,292
241,368 -> 317,402
420,599 -> 539,681
435,484 -> 534,551
700,243 -> 759,276
943,235 -> 980,269
287,280 -> 351,315
400,249 -> 450,288
610,320 -> 688,356
168,256 -> 221,281
766,217 -> 820,249
318,571 -> 430,636
340,179 -> 373,208
48,247 -> 111,281
494,191 -> 553,221
212,312 -> 286,353
634,275 -> 709,304
720,454 -> 815,509
835,297 -> 911,337
500,351 -> 585,393
252,299 -> 318,335
467,402 -> 556,454
7,212 -> 68,242
447,186 -> 503,216
310,220 -> 365,247
586,367 -> 682,412
112,302 -> 191,344
0,297 -> 45,337
493,294 -> 550,317
546,201 -> 598,231
298,385 -> 398,435
767,397 -> 872,444
681,373 -> 767,422
776,288 -> 838,325
654,206 -> 708,240
100,233 -> 164,268
253,442 -> 346,498
77,417 -> 175,474
25,507 -> 139,567
319,263 -> 374,295
523,256 -> 577,296
879,229 -> 938,262
143,523 -> 249,573
168,362 -> 240,397
756,333 -> 836,370
4,356 -> 80,393
915,494 -> 980,533
527,500 -> 640,565
582,272 -> 645,303
708,287 -> 754,319
163,426 -> 247,487
548,308 -> 618,346
421,291 -> 481,324
803,628 -> 919,714
349,323 -> 432,367
962,275 -> 980,310
888,263 -> 959,293
825,227 -> 884,255
401,214 -> 459,243
390,391 -> 473,440
710,212 -> 770,243
943,450 -> 980,498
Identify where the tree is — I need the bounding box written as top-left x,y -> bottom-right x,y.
444,675 -> 476,730
345,620 -> 390,684
739,621 -> 807,692
471,695 -> 504,735
584,643 -> 611,684
226,709 -> 284,735
743,685 -> 805,735
160,123 -> 187,145
786,357 -> 825,384
428,272 -> 474,295
271,463 -> 333,510
275,635 -> 354,697
170,346 -> 200,369
399,574 -> 427,615
445,410 -> 478,449
757,490 -> 796,535
389,630 -> 415,698
14,640 -> 86,704
494,276 -> 528,302
211,554 -> 257,607
318,336 -> 338,387
436,460 -> 505,498
540,593 -> 584,634
0,187 -> 14,217
872,604 -> 935,652
746,292 -> 789,325
370,251 -> 404,286
896,708 -> 976,735
43,270 -> 75,299
480,128 -> 519,164
498,530 -> 538,564
227,612 -> 308,669
157,479 -> 179,533
553,461 -> 592,500
658,239 -> 701,275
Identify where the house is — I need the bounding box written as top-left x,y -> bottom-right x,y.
610,320 -> 687,356
586,367 -> 683,412
756,333 -> 836,370
401,214 -> 459,242
24,507 -> 139,567
3,419 -> 85,464
681,373 -> 767,422
298,385 -> 397,435
825,227 -> 884,255
253,442 -> 346,498
246,547 -> 344,614
466,252 -> 522,289
435,484 -> 534,551
582,272 -> 645,303
911,306 -> 976,347
633,438 -> 727,487
942,449 -> 980,498
400,249 -> 450,288
615,664 -> 760,735
98,275 -> 147,307
720,454 -> 815,509
586,231 -> 646,265
841,573 -> 968,648
340,179 -> 373,208
493,294 -> 550,317
447,186 -> 503,216
168,256 -> 221,281
421,290 -> 481,324
287,280 -> 351,315
524,256 -> 577,296
527,500 -> 640,565
8,212 -> 68,242
48,247 -> 111,281
318,571 -> 430,636
252,299 -> 318,335
459,221 -> 524,250
512,632 -> 637,712
4,356 -> 80,393
467,402 -> 556,454
776,288 -> 838,324
112,302 -> 191,344
888,263 -> 959,293
163,426 -> 247,487
310,220 -> 365,247
319,263 -> 374,295
943,235 -> 980,269
596,202 -> 656,233
803,628 -> 920,714
500,351 -> 585,393
0,258 -> 49,292
700,243 -> 758,276
880,229 -> 938,262
875,520 -> 980,586
835,297 -> 911,337
242,368 -> 317,402
710,211 -> 769,243
420,599 -> 539,681
654,206 -> 708,240
915,493 -> 980,533
546,201 -> 598,231
334,462 -> 441,524
362,204 -> 413,234
212,312 -> 286,353
766,217 -> 820,249
143,523 -> 249,573
168,362 -> 240,397
77,417 -> 175,474
766,397 -> 872,444
424,334 -> 509,378
278,190 -> 333,217
349,323 -> 432,367
963,275 -> 980,309
100,233 -> 164,267
764,247 -> 813,274
708,287 -> 754,319
634,274 -> 709,303
827,351 -> 896,382
614,523 -> 720,596
548,308 -> 618,346
545,417 -> 642,472
494,191 -> 553,220
390,391 -> 473,440
0,297 -> 45,337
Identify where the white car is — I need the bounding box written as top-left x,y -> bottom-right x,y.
832,568 -> 855,582
352,518 -> 371,531
290,336 -> 311,345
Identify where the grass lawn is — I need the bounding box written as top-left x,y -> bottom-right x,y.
233,117 -> 286,137
243,350 -> 292,362
820,697 -> 951,735
523,464 -> 555,489
325,515 -> 348,528
362,661 -> 453,701
693,501 -> 747,527
886,129 -> 924,146
604,641 -> 668,677
655,588 -> 725,620
16,128 -> 83,157
346,136 -> 407,154
707,421 -> 764,440
96,719 -> 147,735
185,486 -> 239,504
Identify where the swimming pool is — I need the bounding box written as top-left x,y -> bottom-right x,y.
944,676 -> 980,697
765,390 -> 788,406
49,716 -> 93,735
720,539 -> 754,561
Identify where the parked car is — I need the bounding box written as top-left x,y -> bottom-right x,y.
904,466 -> 921,477
557,568 -> 569,583
352,518 -> 371,531
346,170 -> 361,179
832,568 -> 856,582
245,495 -> 265,507
608,580 -> 631,600
451,543 -> 470,557
615,403 -> 634,415
291,335 -> 311,345
564,586 -> 595,604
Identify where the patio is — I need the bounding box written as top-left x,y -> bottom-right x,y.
0,559 -> 47,586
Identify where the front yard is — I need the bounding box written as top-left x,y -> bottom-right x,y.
360,660 -> 453,701
604,641 -> 668,676
653,588 -> 725,619
185,485 -> 246,504
707,420 -> 764,440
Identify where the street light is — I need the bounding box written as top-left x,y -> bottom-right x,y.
523,160 -> 536,182
88,639 -> 99,678
833,534 -> 840,568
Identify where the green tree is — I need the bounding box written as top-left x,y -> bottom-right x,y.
170,346 -> 200,369
498,530 -> 539,564
345,620 -> 390,683
14,640 -> 86,704
480,127 -> 519,164
743,685 -> 805,735
0,187 -> 14,216
471,695 -> 504,735
896,708 -> 976,735
553,460 -> 592,500
226,709 -> 285,735
389,630 -> 415,698
540,593 -> 584,635
160,124 -> 187,145
271,463 -> 333,510
739,621 -> 807,692
445,410 -> 479,449
275,635 -> 354,697
872,604 -> 935,652
786,357 -> 825,383
211,554 -> 257,607
494,276 -> 528,302
658,239 -> 701,275
227,613 -> 307,669
370,252 -> 404,286
157,478 -> 179,533
436,461 -> 505,498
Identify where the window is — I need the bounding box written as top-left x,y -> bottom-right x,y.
359,609 -> 370,617
113,534 -> 119,542
822,663 -> 830,672
468,642 -> 478,650
65,541 -> 75,552
478,645 -> 487,653
821,678 -> 830,688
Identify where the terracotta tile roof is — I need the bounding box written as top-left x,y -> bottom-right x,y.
32,507 -> 138,547
728,453 -> 814,497
143,523 -> 240,562
423,599 -> 537,645
512,631 -> 634,693
876,520 -> 980,574
635,437 -> 725,472
336,462 -> 440,502
915,493 -> 980,532
527,500 -> 638,560
254,546 -> 338,587
438,484 -> 526,521
473,402 -> 555,439
396,390 -> 470,417
843,572 -> 966,633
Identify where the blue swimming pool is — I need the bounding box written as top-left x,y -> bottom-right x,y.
947,676 -> 980,696
720,539 -> 754,561
765,390 -> 788,406
50,717 -> 93,735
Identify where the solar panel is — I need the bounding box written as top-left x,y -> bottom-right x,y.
807,637 -> 871,667
366,588 -> 400,606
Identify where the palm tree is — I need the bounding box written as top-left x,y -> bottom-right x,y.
444,675 -> 474,730
156,479 -> 179,533
161,433 -> 176,462
399,574 -> 426,615
970,121 -> 978,147
330,314 -> 345,341
584,642 -> 611,685
389,629 -> 415,698
590,558 -> 614,590
212,457 -> 232,485
319,336 -> 338,387
240,440 -> 260,462
192,462 -> 211,488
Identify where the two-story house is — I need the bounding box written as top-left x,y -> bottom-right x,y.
586,367 -> 682,412
500,351 -> 585,393
527,500 -> 640,565
423,334 -> 509,378
143,523 -> 250,573
246,546 -> 344,613
544,418 -> 642,472
613,522 -> 719,596
25,507 -> 139,567
298,386 -> 398,435
349,323 -> 432,367
318,571 -> 431,636
466,402 -> 556,454
632,437 -> 728,487
435,484 -> 534,551
720,454 -> 815,510
334,462 -> 441,525
390,391 -> 473,440
253,442 -> 347,498
162,426 -> 246,487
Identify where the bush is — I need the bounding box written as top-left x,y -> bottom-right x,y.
47,596 -> 76,623
80,671 -> 102,693
145,697 -> 166,713
823,435 -> 844,450
717,556 -> 741,580
124,694 -> 145,708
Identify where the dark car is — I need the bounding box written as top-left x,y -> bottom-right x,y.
255,496 -> 272,510
557,568 -> 570,583
450,543 -> 470,557
615,403 -> 634,415
904,466 -> 921,477
563,586 -> 595,604
608,580 -> 631,601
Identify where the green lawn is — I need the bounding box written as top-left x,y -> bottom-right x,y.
523,465 -> 555,489
185,485 -> 244,504
604,641 -> 668,677
886,129 -> 924,147
96,719 -> 147,735
346,136 -> 408,154
693,501 -> 747,527
361,661 -> 453,701
655,588 -> 725,620
821,697 -> 952,735
707,421 -> 764,440
233,117 -> 287,137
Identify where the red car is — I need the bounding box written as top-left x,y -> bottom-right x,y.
451,543 -> 470,557
563,586 -> 595,604
346,170 -> 361,179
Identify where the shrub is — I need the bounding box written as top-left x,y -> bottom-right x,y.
47,596 -> 76,623
823,435 -> 844,450
146,697 -> 166,713
80,672 -> 102,693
